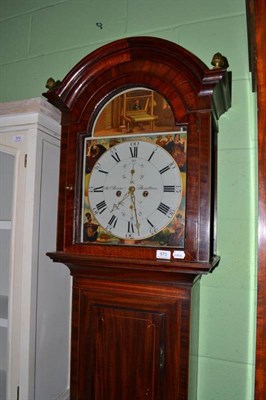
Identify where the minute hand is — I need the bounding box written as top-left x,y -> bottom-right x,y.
130,192 -> 140,235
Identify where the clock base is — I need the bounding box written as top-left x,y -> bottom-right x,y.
47,252 -> 205,400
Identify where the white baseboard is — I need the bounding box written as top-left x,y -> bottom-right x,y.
54,388 -> 70,400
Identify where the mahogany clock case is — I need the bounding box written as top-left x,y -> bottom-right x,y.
44,37 -> 231,400
44,37 -> 231,276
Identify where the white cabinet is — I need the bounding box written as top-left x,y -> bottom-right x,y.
0,98 -> 71,400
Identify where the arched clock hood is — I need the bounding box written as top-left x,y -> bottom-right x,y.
44,36 -> 231,271
44,36 -> 231,127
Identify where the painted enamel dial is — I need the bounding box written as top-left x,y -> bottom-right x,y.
88,140 -> 182,240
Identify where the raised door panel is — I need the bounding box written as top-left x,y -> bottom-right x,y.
75,291 -> 164,400
87,305 -> 163,400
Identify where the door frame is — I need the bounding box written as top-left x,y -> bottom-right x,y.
246,1 -> 266,399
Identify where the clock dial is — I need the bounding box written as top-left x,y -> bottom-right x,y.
88,140 -> 182,240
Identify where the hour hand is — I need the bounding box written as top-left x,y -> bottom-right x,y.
111,191 -> 130,212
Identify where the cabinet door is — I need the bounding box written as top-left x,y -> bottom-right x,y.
70,279 -> 191,400
74,290 -> 164,400
0,149 -> 15,400
89,306 -> 163,400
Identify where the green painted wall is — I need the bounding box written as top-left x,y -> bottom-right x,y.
0,1 -> 257,399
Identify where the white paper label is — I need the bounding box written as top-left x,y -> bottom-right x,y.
13,135 -> 24,143
173,250 -> 185,259
156,250 -> 171,260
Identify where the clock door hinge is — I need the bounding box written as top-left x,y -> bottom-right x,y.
160,347 -> 165,369
24,154 -> 27,168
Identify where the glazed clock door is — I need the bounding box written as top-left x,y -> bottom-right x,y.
82,135 -> 183,243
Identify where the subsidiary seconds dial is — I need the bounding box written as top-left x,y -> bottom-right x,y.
88,140 -> 182,240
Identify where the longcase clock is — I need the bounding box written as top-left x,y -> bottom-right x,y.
45,37 -> 231,400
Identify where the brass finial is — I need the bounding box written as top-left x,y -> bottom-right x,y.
211,53 -> 229,69
45,77 -> 61,91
